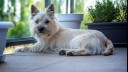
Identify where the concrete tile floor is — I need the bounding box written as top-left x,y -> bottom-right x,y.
0,48 -> 127,72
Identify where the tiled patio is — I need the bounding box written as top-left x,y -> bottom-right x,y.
0,48 -> 127,72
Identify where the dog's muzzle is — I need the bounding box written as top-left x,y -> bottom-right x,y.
38,26 -> 45,33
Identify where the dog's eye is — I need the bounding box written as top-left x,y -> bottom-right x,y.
35,19 -> 39,24
45,20 -> 50,24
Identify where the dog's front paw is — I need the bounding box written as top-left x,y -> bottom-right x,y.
15,47 -> 29,52
59,50 -> 66,55
66,52 -> 74,56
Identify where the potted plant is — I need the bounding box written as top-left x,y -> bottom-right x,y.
56,14 -> 83,29
86,0 -> 127,46
0,22 -> 14,62
55,0 -> 83,29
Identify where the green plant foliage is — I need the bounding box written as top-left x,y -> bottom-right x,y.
7,0 -> 34,38
74,0 -> 84,14
0,0 -> 4,21
35,0 -> 45,12
81,13 -> 93,29
88,0 -> 120,22
115,0 -> 127,21
0,0 -> 34,38
51,0 -> 61,13
73,0 -> 91,29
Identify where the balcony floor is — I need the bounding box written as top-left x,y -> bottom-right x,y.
0,48 -> 127,72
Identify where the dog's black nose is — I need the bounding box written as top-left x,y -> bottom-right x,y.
38,27 -> 44,32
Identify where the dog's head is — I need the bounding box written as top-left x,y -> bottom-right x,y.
30,4 -> 59,37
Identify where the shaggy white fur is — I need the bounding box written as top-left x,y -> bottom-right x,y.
15,4 -> 114,56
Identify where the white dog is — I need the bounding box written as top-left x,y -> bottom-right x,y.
15,4 -> 114,56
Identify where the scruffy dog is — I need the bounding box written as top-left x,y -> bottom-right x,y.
15,4 -> 114,56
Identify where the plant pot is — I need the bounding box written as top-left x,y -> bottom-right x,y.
86,22 -> 127,47
55,14 -> 83,29
0,22 -> 14,62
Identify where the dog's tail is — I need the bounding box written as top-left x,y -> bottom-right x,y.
102,39 -> 114,56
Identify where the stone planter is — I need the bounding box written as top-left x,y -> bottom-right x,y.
0,22 -> 14,62
86,22 -> 127,46
56,14 -> 83,29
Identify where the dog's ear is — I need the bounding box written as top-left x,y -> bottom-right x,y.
31,5 -> 39,17
46,4 -> 54,16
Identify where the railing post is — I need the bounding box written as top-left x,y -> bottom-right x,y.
70,0 -> 74,13
45,0 -> 51,8
66,0 -> 69,14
